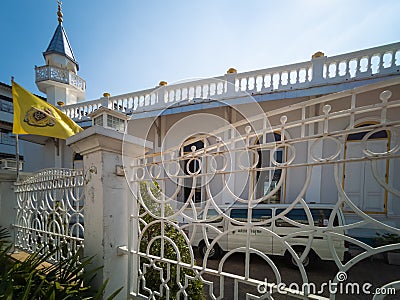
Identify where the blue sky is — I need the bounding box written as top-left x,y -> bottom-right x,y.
1,0 -> 399,100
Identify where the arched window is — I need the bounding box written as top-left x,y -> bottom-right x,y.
255,132 -> 284,204
346,123 -> 388,141
180,138 -> 205,203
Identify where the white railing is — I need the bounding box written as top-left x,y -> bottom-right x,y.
35,65 -> 86,92
14,168 -> 85,262
61,42 -> 400,120
62,98 -> 106,120
235,60 -> 313,93
323,43 -> 400,81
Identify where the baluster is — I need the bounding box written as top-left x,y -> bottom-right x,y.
391,50 -> 396,68
367,55 -> 372,73
379,53 -> 384,73
167,90 -> 171,103
344,60 -> 349,77
149,94 -> 155,106
356,58 -> 360,76
188,86 -> 193,99
261,75 -> 265,90
335,62 -> 339,78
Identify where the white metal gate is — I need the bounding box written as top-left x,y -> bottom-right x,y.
127,81 -> 400,299
14,168 -> 84,262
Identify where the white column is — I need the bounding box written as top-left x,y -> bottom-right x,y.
311,55 -> 327,85
225,72 -> 237,97
67,126 -> 152,299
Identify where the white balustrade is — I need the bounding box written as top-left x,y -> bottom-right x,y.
323,42 -> 400,81
235,60 -> 313,93
35,65 -> 86,92
61,42 -> 400,120
62,98 -> 104,119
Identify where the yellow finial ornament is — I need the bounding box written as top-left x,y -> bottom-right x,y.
57,1 -> 63,24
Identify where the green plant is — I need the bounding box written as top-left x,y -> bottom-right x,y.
375,233 -> 400,253
139,181 -> 205,300
0,226 -> 122,300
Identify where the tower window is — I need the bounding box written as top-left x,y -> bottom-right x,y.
93,115 -> 103,126
106,115 -> 125,131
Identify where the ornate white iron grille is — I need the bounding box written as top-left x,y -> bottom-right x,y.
128,79 -> 400,299
14,169 -> 84,262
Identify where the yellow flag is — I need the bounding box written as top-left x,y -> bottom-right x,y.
12,81 -> 83,139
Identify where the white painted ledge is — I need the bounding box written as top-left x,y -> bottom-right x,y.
66,125 -> 153,156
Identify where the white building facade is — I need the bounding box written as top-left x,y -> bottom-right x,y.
1,4 -> 399,248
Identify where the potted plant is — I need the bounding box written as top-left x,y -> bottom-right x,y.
375,233 -> 400,265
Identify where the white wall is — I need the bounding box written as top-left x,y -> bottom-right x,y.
0,176 -> 16,238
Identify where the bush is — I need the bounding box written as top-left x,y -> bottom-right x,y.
375,233 -> 400,253
139,181 -> 204,300
0,227 -> 122,300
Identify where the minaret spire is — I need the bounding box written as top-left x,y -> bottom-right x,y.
57,1 -> 63,24
35,1 -> 85,105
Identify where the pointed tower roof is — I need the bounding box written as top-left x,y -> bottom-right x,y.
43,2 -> 79,70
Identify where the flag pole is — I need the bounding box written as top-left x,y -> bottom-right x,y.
11,77 -> 20,181
16,134 -> 20,181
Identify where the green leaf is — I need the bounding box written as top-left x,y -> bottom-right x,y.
106,286 -> 124,300
93,278 -> 109,300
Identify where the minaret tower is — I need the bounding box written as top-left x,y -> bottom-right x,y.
35,1 -> 85,106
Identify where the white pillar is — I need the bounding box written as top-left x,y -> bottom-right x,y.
0,174 -> 18,242
311,55 -> 327,85
67,126 -> 152,299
